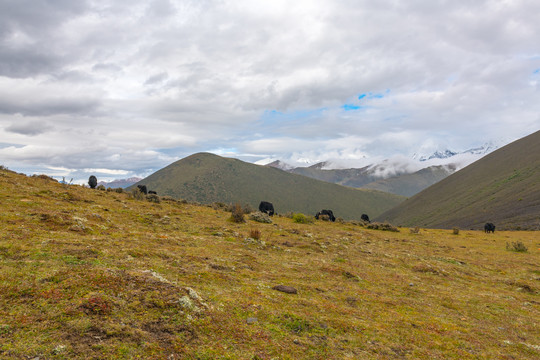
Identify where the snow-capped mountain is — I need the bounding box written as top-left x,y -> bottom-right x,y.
416,142 -> 499,162
261,141 -> 501,196
418,150 -> 458,162
264,160 -> 295,171
97,177 -> 142,189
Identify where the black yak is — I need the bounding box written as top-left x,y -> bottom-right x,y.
484,223 -> 495,233
259,201 -> 275,216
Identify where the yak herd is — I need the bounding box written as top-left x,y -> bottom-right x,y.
258,201 -> 370,224
258,201 -> 496,232
90,176 -> 496,232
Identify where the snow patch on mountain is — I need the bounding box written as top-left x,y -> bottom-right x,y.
260,141 -> 500,179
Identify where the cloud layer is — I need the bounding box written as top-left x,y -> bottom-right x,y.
1,0 -> 539,182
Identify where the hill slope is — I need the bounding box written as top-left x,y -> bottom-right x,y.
134,153 -> 405,220
377,130 -> 540,230
361,165 -> 453,196
285,163 -> 454,196
1,167 -> 539,359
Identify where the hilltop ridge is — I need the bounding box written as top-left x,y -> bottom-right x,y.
132,152 -> 405,220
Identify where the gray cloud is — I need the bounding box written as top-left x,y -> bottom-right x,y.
5,120 -> 53,136
0,0 -> 539,183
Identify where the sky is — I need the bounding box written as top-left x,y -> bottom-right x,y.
1,0 -> 539,183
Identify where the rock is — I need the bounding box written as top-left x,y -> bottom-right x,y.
272,285 -> 298,294
246,317 -> 258,324
249,211 -> 272,224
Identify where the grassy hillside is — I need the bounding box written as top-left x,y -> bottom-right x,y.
1,167 -> 539,359
362,166 -> 453,196
290,165 -> 378,188
133,153 -> 405,220
290,164 -> 453,197
377,130 -> 540,230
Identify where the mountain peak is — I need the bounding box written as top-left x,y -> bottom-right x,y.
264,160 -> 294,171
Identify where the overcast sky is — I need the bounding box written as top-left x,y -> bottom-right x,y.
1,0 -> 539,183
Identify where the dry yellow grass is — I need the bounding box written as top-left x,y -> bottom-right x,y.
0,168 -> 539,359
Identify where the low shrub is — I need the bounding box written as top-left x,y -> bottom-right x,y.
229,203 -> 245,223
130,187 -> 145,200
292,213 -> 314,224
96,185 -> 106,191
249,228 -> 262,240
283,212 -> 294,219
410,227 -> 420,234
366,222 -> 399,232
506,241 -> 528,252
147,194 -> 160,203
452,227 -> 460,235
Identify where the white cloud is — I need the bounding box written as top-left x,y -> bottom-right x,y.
0,0 -> 538,183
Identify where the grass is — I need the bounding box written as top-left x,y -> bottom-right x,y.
0,167 -> 539,359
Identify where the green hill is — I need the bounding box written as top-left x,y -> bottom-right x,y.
133,153 -> 405,220
377,130 -> 540,230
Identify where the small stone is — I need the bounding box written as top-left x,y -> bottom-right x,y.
272,285 -> 298,294
409,283 -> 414,286
246,317 -> 258,324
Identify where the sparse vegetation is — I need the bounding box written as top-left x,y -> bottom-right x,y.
146,193 -> 160,203
0,167 -> 539,359
130,186 -> 145,200
292,213 -> 314,224
506,241 -> 528,252
366,222 -> 399,232
229,203 -> 245,223
249,228 -> 262,240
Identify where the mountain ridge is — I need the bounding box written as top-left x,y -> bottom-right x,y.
376,130 -> 540,230
133,152 -> 405,220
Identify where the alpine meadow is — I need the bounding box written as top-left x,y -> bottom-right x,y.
0,163 -> 539,359
1,1 -> 540,359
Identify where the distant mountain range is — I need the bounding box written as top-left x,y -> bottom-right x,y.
414,142 -> 499,161
98,177 -> 142,189
264,143 -> 498,196
377,130 -> 540,230
133,152 -> 405,220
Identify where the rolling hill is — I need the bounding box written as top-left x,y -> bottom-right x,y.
377,130 -> 540,230
133,152 -> 405,220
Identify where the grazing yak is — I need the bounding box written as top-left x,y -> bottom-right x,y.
361,214 -> 370,223
259,201 -> 275,216
484,222 -> 496,233
148,190 -> 157,195
315,209 -> 336,222
137,185 -> 148,195
88,175 -> 97,189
